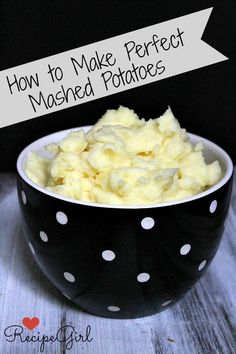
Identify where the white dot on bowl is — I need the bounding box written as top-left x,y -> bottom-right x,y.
180,244 -> 191,256
161,300 -> 172,307
56,211 -> 68,225
102,250 -> 116,261
137,272 -> 150,283
28,242 -> 35,255
21,190 -> 27,205
39,231 -> 48,242
107,305 -> 120,312
198,260 -> 207,271
209,200 -> 217,214
141,217 -> 155,230
63,272 -> 75,283
62,292 -> 71,300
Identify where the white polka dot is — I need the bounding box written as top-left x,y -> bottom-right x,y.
56,211 -> 68,225
63,272 -> 75,283
209,200 -> 217,214
102,250 -> 116,261
21,190 -> 27,204
161,300 -> 172,307
141,217 -> 155,230
62,292 -> 71,300
198,260 -> 207,271
107,306 -> 120,312
28,242 -> 35,255
137,273 -> 150,283
180,244 -> 191,255
39,231 -> 48,242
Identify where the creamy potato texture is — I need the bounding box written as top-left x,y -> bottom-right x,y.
25,106 -> 222,204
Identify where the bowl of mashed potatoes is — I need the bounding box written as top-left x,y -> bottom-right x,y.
16,106 -> 233,318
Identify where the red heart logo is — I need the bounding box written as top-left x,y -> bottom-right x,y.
22,317 -> 40,330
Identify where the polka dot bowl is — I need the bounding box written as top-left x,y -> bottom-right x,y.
16,127 -> 233,319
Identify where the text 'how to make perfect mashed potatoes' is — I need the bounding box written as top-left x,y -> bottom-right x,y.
25,106 -> 222,205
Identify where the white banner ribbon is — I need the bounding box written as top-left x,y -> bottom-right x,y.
0,7 -> 228,128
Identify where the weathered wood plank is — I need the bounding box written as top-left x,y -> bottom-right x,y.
0,172 -> 235,354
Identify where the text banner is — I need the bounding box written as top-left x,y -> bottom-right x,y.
0,7 -> 228,128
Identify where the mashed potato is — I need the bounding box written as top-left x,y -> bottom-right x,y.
25,106 -> 222,204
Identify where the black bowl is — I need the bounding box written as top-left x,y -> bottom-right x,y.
16,127 -> 233,319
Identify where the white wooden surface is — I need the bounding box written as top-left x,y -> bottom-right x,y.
0,172 -> 235,354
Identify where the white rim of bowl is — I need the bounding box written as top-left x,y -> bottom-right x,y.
16,126 -> 233,210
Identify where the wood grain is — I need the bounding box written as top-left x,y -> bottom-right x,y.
0,172 -> 235,354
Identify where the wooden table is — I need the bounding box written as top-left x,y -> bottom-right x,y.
0,173 -> 235,354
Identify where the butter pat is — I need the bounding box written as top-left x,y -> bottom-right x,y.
25,106 -> 222,205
